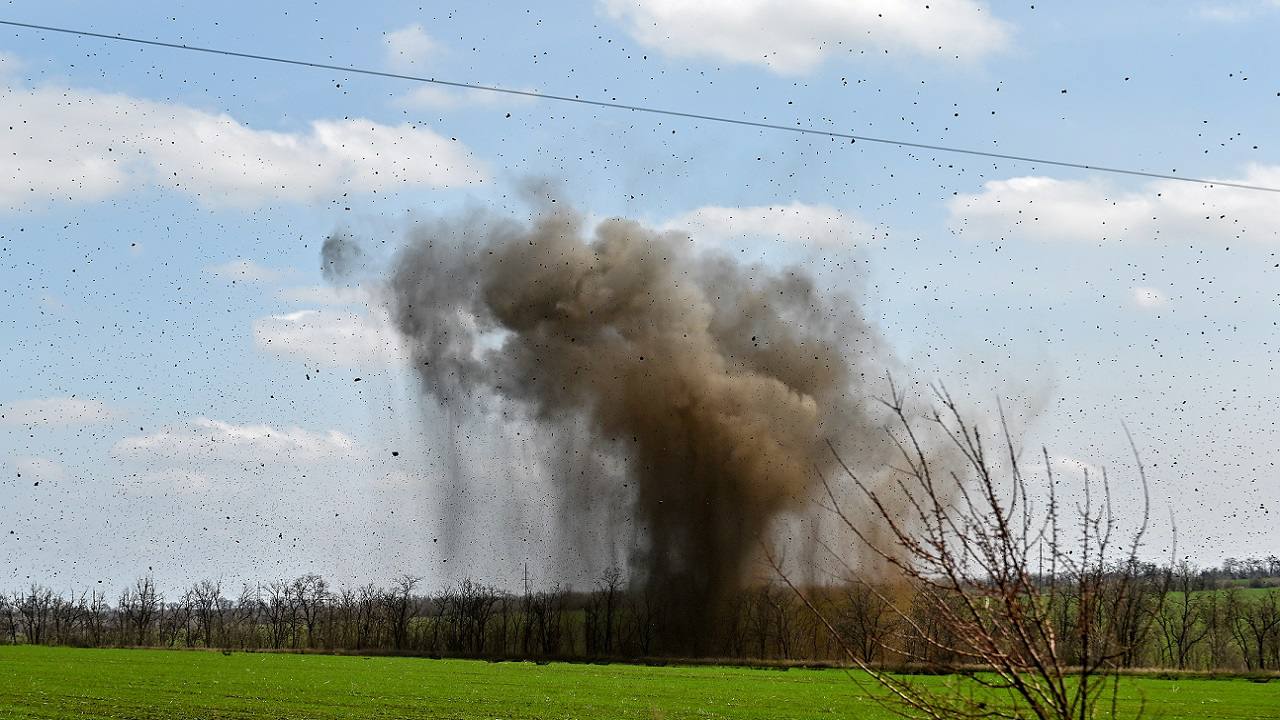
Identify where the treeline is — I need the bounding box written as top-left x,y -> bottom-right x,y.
3,558 -> 1278,671
1206,557 -> 1280,587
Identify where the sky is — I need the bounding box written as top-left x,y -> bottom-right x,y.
2,0 -> 1279,595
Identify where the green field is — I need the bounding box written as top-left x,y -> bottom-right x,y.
1,646 -> 1276,719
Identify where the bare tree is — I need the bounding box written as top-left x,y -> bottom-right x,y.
1155,562 -> 1210,669
188,580 -> 222,648
583,574 -> 608,655
597,566 -> 623,655
85,589 -> 109,648
261,581 -> 296,649
838,582 -> 898,664
16,586 -> 54,645
292,574 -> 330,649
491,591 -> 514,656
190,579 -> 236,649
442,578 -> 498,655
777,386 -> 1168,720
384,575 -> 420,651
355,582 -> 382,650
1234,589 -> 1280,671
762,581 -> 798,660
1103,560 -> 1163,669
232,584 -> 261,650
746,585 -> 776,659
1,594 -> 19,644
118,577 -> 159,647
626,584 -> 663,657
529,584 -> 569,657
157,593 -> 191,648
1198,589 -> 1235,670
48,592 -> 85,646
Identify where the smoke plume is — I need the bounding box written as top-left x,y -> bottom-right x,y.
338,205 -> 893,651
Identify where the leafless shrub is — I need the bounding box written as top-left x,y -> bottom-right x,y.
774,384 -> 1170,720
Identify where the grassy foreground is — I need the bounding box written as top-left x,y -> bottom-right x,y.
1,646 -> 1276,719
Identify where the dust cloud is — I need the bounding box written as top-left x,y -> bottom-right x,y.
331,203 -> 895,650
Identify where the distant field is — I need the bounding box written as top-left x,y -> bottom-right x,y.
1,646 -> 1277,719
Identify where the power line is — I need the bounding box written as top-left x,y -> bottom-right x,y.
3,18 -> 1278,194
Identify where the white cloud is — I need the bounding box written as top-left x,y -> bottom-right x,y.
0,51 -> 20,77
121,469 -> 212,495
1199,5 -> 1250,20
275,284 -> 372,306
38,292 -> 68,312
397,84 -> 538,110
254,308 -> 407,367
1198,1 -> 1280,21
1132,286 -> 1168,308
113,417 -> 362,464
0,397 -> 116,427
206,259 -> 290,283
385,24 -> 439,70
1041,455 -> 1106,481
1,82 -> 486,211
14,456 -> 68,483
662,202 -> 868,246
947,166 -> 1280,244
601,0 -> 1011,74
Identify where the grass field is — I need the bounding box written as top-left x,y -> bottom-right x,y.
1,646 -> 1277,719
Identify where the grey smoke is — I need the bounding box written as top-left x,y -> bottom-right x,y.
351,205 -> 892,650
321,230 -> 368,282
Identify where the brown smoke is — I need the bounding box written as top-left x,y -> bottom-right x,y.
351,205 -> 893,651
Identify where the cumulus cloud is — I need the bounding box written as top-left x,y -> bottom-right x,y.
1198,1 -> 1280,21
0,397 -> 116,427
13,456 -> 69,483
274,284 -> 371,305
662,202 -> 868,246
601,0 -> 1011,74
396,84 -> 538,110
1132,286 -> 1169,308
947,166 -> 1280,244
0,51 -> 20,77
384,24 -> 439,69
121,469 -> 213,495
253,308 -> 407,367
206,259 -> 290,283
113,417 -> 362,464
1,82 -> 485,211
1043,455 -> 1106,481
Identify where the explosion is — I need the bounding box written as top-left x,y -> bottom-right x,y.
328,204 -> 893,650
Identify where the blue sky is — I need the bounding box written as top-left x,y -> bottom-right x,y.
2,1 -> 1279,593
